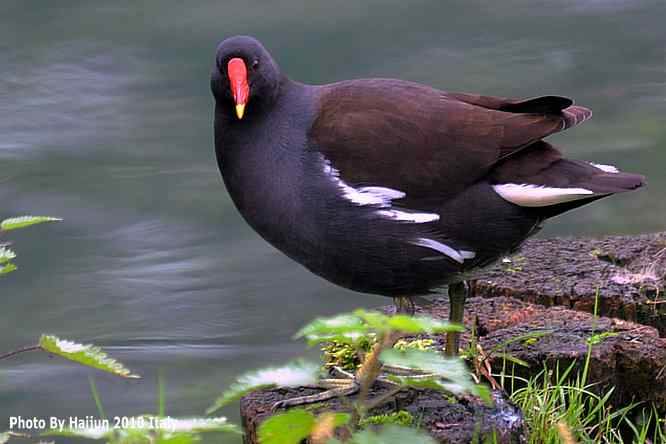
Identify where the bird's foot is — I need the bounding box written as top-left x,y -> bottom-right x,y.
392,296 -> 416,315
270,364 -> 439,411
271,381 -> 360,410
271,367 -> 360,410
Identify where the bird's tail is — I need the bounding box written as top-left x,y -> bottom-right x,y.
562,105 -> 593,130
490,141 -> 646,219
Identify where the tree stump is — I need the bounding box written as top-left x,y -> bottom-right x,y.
240,386 -> 528,444
471,231 -> 666,335
410,297 -> 666,409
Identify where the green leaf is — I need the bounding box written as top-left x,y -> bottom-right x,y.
0,247 -> 16,264
353,310 -> 389,331
354,309 -> 463,334
385,315 -> 463,334
327,412 -> 351,428
305,332 -> 369,347
154,434 -> 196,444
207,360 -> 320,414
0,216 -> 62,231
39,335 -> 140,378
257,409 -> 315,444
0,262 -> 17,275
386,374 -> 456,391
296,310 -> 462,346
0,432 -> 30,444
380,349 -> 480,397
348,425 -> 437,444
380,348 -> 466,377
295,313 -> 369,344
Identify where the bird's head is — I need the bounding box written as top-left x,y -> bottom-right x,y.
211,35 -> 282,120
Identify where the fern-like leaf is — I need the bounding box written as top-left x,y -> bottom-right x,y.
39,335 -> 140,379
0,245 -> 16,276
207,360 -> 320,414
380,349 -> 483,398
0,432 -> 30,444
295,310 -> 461,346
0,247 -> 16,263
257,409 -> 315,444
1,216 -> 62,231
0,263 -> 17,275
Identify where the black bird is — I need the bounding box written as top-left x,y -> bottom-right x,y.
211,35 -> 645,355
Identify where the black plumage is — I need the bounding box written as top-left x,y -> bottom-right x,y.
211,35 -> 645,299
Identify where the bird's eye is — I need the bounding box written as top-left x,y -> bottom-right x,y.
251,60 -> 259,69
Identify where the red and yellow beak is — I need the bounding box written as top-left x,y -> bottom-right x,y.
227,58 -> 249,119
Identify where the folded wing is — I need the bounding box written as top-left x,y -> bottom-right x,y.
309,79 -> 594,200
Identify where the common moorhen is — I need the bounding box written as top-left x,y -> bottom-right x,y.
211,36 -> 645,355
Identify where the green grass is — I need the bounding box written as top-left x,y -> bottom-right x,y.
497,345 -> 665,443
484,287 -> 665,443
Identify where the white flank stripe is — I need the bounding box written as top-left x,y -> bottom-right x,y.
590,162 -> 619,174
411,238 -> 467,263
357,186 -> 406,202
322,156 -> 438,224
492,183 -> 594,207
323,159 -> 405,207
376,210 -> 440,223
341,185 -> 405,206
460,250 -> 476,259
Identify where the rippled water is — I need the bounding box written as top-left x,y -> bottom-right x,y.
1,1 -> 665,442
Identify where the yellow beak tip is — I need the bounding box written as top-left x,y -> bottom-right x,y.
235,104 -> 246,119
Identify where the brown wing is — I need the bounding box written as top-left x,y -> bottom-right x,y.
309,79 -> 591,199
446,92 -> 571,113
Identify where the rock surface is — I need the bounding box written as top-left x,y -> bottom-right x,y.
412,297 -> 666,409
240,385 -> 527,444
471,231 -> 666,335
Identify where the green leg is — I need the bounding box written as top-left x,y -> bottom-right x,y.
445,281 -> 468,356
392,296 -> 415,315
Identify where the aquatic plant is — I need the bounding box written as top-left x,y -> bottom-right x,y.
0,215 -> 61,275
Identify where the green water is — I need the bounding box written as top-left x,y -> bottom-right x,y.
1,1 -> 664,442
